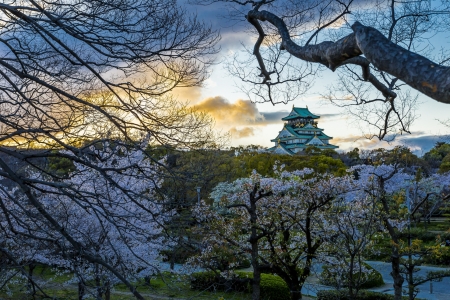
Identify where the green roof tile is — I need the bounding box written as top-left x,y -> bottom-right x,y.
282,107 -> 320,120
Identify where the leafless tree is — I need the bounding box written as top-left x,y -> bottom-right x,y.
0,0 -> 219,298
196,0 -> 450,139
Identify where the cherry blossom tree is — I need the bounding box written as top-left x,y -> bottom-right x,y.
0,1 -> 220,297
352,164 -> 450,300
189,162 -> 450,300
322,188 -> 382,297
190,168 -> 357,300
0,141 -> 173,299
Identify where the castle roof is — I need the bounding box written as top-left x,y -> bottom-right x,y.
273,125 -> 333,140
281,107 -> 320,121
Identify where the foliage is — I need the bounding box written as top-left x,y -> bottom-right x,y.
152,148 -> 348,208
231,152 -> 347,177
47,155 -> 76,177
360,147 -> 429,174
190,271 -> 221,291
160,246 -> 200,265
424,143 -> 450,169
397,229 -> 450,243
255,273 -> 290,300
439,153 -> 450,174
320,262 -> 384,289
423,242 -> 450,265
189,168 -> 358,300
190,271 -> 290,300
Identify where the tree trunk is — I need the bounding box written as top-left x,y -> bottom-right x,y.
287,281 -> 302,300
391,251 -> 404,300
407,220 -> 415,300
348,256 -> 355,298
250,223 -> 261,300
105,280 -> 111,300
144,275 -> 151,286
251,262 -> 261,300
78,280 -> 85,300
27,263 -> 36,296
249,184 -> 262,300
247,9 -> 450,104
378,174 -> 404,300
407,264 -> 415,300
95,264 -> 103,300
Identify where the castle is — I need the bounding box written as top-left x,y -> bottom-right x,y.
267,106 -> 338,155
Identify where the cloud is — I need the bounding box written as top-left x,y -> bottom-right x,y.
229,127 -> 255,138
332,135 -> 383,149
332,133 -> 445,156
193,96 -> 263,125
260,111 -> 289,123
182,0 -> 253,51
396,135 -> 443,156
171,86 -> 203,103
321,113 -> 341,118
195,96 -> 315,127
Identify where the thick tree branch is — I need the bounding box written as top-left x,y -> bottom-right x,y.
245,16 -> 274,83
352,21 -> 450,104
247,9 -> 450,104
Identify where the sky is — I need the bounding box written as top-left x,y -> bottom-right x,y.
173,0 -> 450,156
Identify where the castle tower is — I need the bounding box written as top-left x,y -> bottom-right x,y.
268,106 -> 338,155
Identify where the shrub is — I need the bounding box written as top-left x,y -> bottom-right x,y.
397,228 -> 439,242
235,271 -> 290,300
237,258 -> 252,269
423,245 -> 450,265
260,273 -> 290,300
190,271 -> 253,293
190,271 -> 220,291
320,262 -> 384,289
190,271 -> 290,300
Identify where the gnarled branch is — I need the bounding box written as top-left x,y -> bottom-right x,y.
247,9 -> 450,104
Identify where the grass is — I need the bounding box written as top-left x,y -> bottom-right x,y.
4,220 -> 450,299
0,268 -> 252,300
115,272 -> 252,299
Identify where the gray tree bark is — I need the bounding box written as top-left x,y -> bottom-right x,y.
247,9 -> 450,104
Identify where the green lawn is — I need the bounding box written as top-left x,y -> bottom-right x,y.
0,269 -> 252,300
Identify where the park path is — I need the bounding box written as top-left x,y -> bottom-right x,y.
366,261 -> 450,300
300,261 -> 450,300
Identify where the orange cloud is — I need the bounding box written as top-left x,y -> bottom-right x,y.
171,86 -> 203,103
193,96 -> 263,125
229,127 -> 255,138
